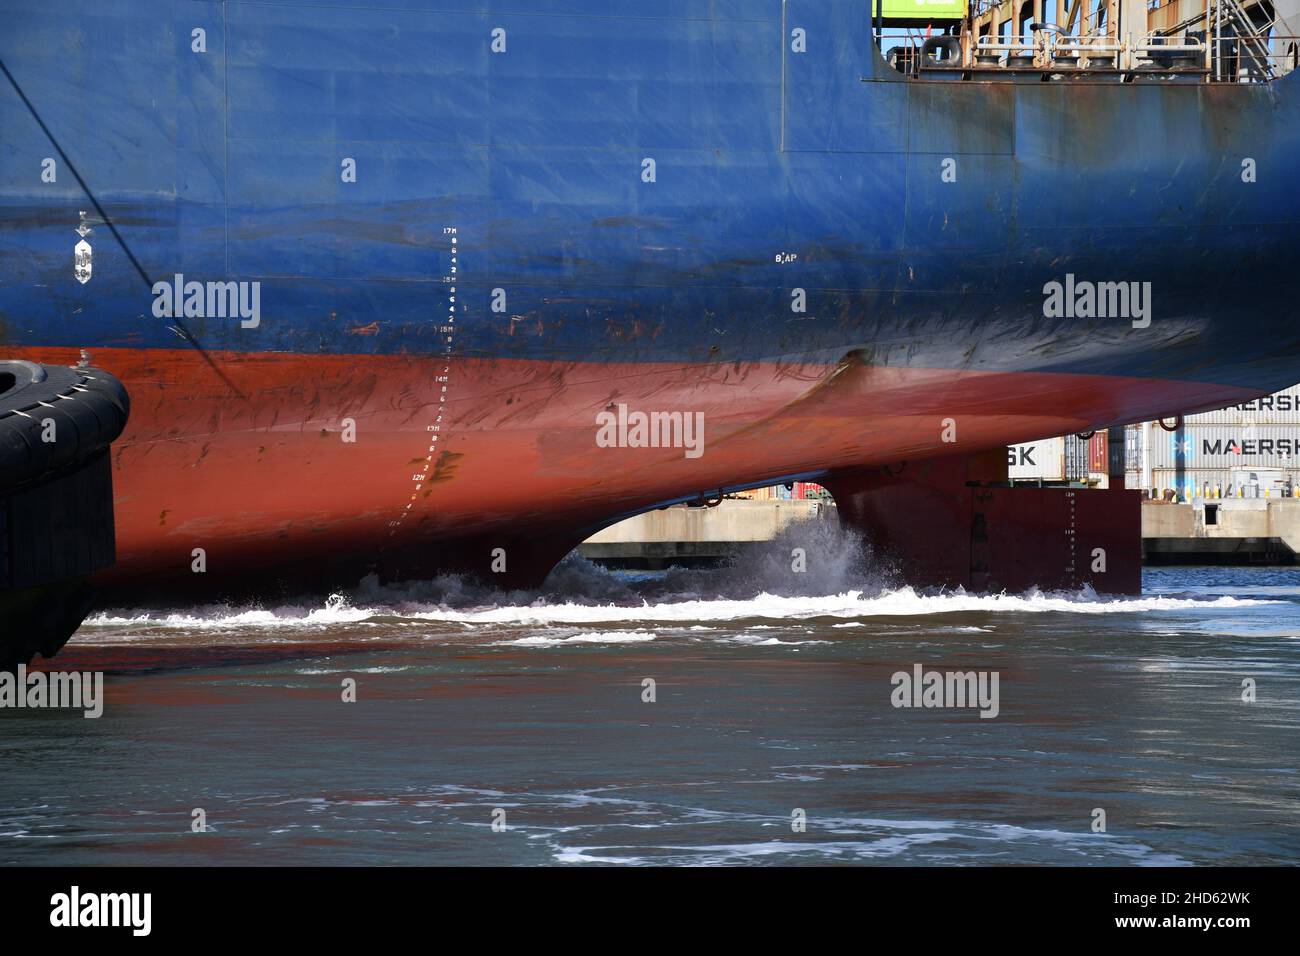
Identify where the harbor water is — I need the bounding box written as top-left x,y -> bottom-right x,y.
2,525 -> 1297,866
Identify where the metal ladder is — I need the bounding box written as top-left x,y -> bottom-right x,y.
1218,0 -> 1276,79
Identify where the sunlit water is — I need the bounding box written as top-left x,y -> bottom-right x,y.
2,524 -> 1298,866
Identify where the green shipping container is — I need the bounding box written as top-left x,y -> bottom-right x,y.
878,0 -> 967,19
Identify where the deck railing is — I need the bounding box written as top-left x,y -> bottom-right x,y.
884,29 -> 1296,80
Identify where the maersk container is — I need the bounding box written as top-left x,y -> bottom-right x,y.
1008,437 -> 1066,481
1172,385 -> 1300,425
1008,434 -> 1095,482
1139,424 -> 1300,470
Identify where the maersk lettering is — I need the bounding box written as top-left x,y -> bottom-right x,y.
1234,395 -> 1298,413
1008,446 -> 1037,466
1202,438 -> 1300,456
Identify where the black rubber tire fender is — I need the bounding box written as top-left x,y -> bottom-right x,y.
0,361 -> 130,492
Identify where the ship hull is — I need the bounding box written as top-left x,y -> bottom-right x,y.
3,0 -> 1299,594
4,344 -> 1264,597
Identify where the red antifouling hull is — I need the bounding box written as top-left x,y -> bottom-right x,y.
826,454 -> 1142,595
6,346 -> 1242,596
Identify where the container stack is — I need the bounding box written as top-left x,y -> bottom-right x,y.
1124,385 -> 1300,500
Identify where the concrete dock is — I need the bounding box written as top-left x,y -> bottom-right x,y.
580,499 -> 829,568
581,496 -> 1300,569
1142,498 -> 1300,564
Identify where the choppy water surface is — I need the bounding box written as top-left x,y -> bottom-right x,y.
2,526 -> 1298,866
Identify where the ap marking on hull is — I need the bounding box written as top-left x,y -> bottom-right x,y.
73,210 -> 91,285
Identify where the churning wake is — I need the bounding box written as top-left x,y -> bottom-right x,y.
82,518 -> 1274,636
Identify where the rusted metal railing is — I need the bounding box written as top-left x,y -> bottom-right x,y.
1211,33 -> 1300,81
882,14 -> 1295,83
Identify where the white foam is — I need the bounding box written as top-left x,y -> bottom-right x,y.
85,592 -> 374,630
714,635 -> 830,646
405,588 -> 1268,627
83,586 -> 1271,635
496,631 -> 657,647
78,526 -> 1277,639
